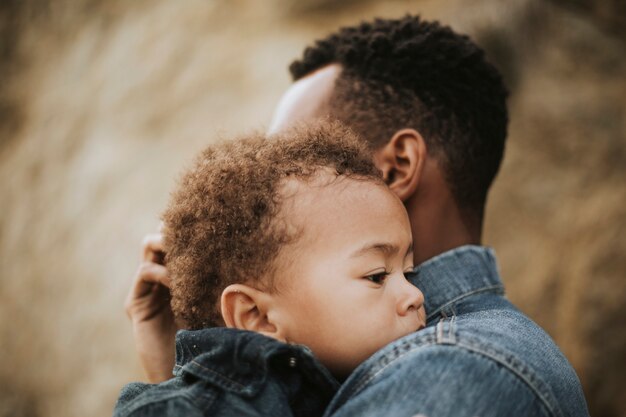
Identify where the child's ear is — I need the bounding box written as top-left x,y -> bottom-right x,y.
220,284 -> 285,342
374,129 -> 427,202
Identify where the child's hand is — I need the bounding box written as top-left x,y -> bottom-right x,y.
125,231 -> 178,383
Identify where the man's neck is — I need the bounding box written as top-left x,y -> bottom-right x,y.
407,188 -> 482,266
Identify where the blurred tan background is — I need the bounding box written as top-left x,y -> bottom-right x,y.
1,0 -> 624,416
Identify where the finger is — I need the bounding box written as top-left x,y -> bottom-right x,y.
135,262 -> 171,290
142,233 -> 165,263
128,262 -> 170,302
125,262 -> 172,314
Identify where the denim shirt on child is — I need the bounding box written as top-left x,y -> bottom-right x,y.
113,328 -> 340,417
323,245 -> 590,417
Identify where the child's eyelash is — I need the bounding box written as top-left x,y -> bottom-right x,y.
365,271 -> 390,284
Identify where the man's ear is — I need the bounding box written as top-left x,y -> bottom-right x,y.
374,129 -> 427,202
220,284 -> 285,341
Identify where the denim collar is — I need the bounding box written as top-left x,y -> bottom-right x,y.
409,245 -> 505,321
174,327 -> 339,398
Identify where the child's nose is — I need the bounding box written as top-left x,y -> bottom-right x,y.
396,276 -> 424,316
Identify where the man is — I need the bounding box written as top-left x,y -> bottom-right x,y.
126,15 -> 589,416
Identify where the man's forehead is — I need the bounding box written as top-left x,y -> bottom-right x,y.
268,64 -> 341,134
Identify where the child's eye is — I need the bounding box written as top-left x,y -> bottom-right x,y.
403,267 -> 415,277
364,271 -> 390,285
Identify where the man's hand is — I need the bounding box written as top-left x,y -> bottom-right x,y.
125,232 -> 179,383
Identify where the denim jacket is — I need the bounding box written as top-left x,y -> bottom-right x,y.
113,328 -> 339,417
323,246 -> 590,417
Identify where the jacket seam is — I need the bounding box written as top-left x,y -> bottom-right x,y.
454,341 -> 560,417
346,340 -> 560,417
189,360 -> 249,391
426,285 -> 504,321
116,390 -> 201,417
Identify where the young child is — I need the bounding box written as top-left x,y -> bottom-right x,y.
114,122 -> 426,417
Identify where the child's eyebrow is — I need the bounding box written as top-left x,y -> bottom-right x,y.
351,242 -> 413,258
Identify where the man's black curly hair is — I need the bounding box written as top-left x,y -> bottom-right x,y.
289,15 -> 509,217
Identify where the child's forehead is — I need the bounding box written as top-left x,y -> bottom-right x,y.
280,169 -> 339,193
279,170 -> 382,205
271,170 -> 410,286
278,171 -> 399,235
